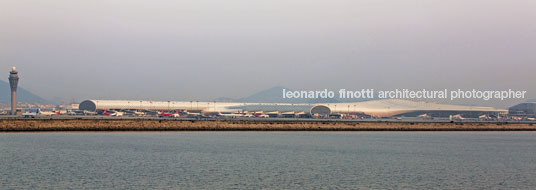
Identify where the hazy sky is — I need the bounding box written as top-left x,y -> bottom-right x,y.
1,0 -> 535,107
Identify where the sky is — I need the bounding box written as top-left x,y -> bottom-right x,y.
0,0 -> 535,107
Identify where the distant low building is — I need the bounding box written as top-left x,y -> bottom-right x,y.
58,104 -> 79,110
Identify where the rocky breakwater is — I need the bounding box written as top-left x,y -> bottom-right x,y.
1,119 -> 536,131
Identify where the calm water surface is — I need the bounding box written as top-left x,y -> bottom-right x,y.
1,132 -> 536,189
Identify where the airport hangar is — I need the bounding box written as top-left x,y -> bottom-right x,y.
79,99 -> 506,118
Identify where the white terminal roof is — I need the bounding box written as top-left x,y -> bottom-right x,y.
79,100 -> 327,115
79,99 -> 506,117
325,99 -> 506,117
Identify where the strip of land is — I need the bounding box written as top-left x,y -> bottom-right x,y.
1,118 -> 535,131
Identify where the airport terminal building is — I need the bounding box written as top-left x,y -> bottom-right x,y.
80,99 -> 506,118
326,99 -> 507,118
79,100 -> 332,116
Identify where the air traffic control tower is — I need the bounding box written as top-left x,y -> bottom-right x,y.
8,67 -> 19,115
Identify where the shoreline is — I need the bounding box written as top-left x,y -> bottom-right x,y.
1,118 -> 535,132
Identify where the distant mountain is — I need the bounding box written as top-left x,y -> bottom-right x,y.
0,80 -> 48,104
524,98 -> 536,103
233,86 -> 340,103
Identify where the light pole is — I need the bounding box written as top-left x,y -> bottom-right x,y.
334,105 -> 337,113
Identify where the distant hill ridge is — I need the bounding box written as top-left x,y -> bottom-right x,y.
0,80 -> 48,104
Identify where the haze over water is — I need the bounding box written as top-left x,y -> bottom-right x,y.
1,0 -> 535,107
1,132 -> 536,189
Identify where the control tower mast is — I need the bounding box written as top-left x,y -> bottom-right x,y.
8,67 -> 19,115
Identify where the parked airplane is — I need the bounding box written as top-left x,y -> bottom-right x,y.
103,110 -> 113,116
37,109 -> 56,116
450,114 -> 465,120
22,109 -> 53,118
512,116 -> 522,121
218,112 -> 246,117
22,111 -> 37,118
124,110 -> 146,116
159,110 -> 180,117
83,110 -> 98,115
252,112 -> 268,118
185,112 -> 201,117
417,113 -> 431,119
133,111 -> 145,116
55,109 -> 67,115
103,110 -> 123,116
